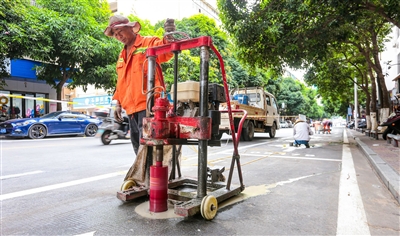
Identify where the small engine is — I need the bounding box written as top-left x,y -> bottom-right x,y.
172,82 -> 226,141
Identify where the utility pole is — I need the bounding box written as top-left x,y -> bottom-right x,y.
354,78 -> 358,129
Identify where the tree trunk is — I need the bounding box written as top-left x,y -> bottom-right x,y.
55,69 -> 70,111
368,65 -> 377,130
377,72 -> 390,108
370,28 -> 390,109
368,65 -> 377,113
56,83 -> 63,111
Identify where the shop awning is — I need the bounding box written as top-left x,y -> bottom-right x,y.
392,73 -> 400,81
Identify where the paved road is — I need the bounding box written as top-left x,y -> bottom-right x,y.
1,127 -> 398,235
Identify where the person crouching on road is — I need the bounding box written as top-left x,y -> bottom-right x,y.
291,118 -> 312,148
104,15 -> 174,155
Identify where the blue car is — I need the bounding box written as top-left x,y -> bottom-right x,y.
0,111 -> 102,139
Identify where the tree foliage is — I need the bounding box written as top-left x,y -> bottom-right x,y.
274,77 -> 324,119
2,2 -> 328,118
152,14 -> 246,90
0,0 -> 49,88
312,0 -> 400,28
218,0 -> 398,112
10,0 -> 119,110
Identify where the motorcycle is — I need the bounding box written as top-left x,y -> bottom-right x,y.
381,108 -> 400,140
381,96 -> 400,140
95,109 -> 130,145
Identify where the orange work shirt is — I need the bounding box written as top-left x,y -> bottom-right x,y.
113,34 -> 173,115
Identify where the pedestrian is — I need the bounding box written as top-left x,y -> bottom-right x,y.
104,15 -> 175,155
322,118 -> 331,134
290,118 -> 312,148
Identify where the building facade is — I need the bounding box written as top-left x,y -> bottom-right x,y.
381,25 -> 400,110
0,59 -> 57,120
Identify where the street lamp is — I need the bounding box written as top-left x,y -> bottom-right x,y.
354,78 -> 358,129
280,102 -> 286,119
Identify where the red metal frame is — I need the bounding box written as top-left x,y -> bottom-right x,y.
147,36 -> 213,56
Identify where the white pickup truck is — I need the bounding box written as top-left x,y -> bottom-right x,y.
219,87 -> 280,141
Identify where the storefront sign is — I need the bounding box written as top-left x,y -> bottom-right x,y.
72,95 -> 112,109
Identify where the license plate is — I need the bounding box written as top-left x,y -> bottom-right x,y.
0,128 -> 5,134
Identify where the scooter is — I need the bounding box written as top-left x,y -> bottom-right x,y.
381,109 -> 400,140
95,109 -> 130,145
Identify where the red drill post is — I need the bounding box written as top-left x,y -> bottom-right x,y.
149,134 -> 168,212
149,164 -> 168,212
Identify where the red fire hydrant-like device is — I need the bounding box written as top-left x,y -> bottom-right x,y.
143,95 -> 212,212
147,97 -> 170,212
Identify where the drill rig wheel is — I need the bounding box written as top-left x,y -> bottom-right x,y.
200,195 -> 218,220
120,180 -> 136,191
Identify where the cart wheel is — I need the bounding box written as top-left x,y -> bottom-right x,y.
200,195 -> 218,220
120,180 -> 136,191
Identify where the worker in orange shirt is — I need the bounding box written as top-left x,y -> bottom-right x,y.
104,15 -> 174,155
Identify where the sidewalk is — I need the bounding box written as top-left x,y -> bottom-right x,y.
347,129 -> 399,204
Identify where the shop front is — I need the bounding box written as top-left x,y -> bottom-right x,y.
0,59 -> 58,121
0,92 -> 49,121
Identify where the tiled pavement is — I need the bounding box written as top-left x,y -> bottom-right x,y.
347,129 -> 399,204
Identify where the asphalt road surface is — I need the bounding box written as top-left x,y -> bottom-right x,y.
1,127 -> 399,235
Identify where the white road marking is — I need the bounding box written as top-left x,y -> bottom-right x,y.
336,132 -> 370,235
75,231 -> 96,236
1,170 -> 44,180
238,153 -> 341,162
182,141 -> 272,160
0,171 -> 125,201
343,130 -> 349,144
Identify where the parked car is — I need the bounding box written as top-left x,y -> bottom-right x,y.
0,111 -> 101,139
280,121 -> 288,128
286,120 -> 293,128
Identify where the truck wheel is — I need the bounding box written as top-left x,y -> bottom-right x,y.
242,121 -> 255,141
269,123 -> 276,138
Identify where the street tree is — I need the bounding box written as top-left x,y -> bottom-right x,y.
28,0 -> 119,110
312,0 -> 400,29
217,0 -> 397,112
276,77 -> 306,116
304,12 -> 390,125
0,0 -> 49,89
304,89 -> 324,119
155,14 -> 271,90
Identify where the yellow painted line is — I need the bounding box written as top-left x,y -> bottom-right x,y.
0,93 -> 77,104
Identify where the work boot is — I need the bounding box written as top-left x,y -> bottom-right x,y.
289,142 -> 293,146
306,144 -> 310,148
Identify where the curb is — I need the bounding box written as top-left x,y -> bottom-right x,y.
354,137 -> 400,204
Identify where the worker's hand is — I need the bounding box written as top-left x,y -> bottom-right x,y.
114,101 -> 124,123
164,18 -> 176,42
